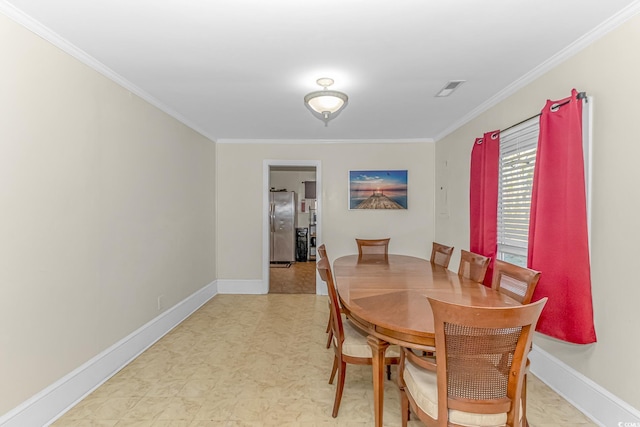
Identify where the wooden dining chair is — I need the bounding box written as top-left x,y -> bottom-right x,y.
316,257 -> 400,418
457,249 -> 491,283
491,258 -> 542,425
491,259 -> 541,304
430,242 -> 454,268
318,244 -> 336,349
355,238 -> 390,256
398,297 -> 547,427
423,249 -> 488,359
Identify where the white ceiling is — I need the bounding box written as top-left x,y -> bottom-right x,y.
2,0 -> 639,142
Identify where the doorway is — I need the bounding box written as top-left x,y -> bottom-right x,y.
263,160 -> 322,294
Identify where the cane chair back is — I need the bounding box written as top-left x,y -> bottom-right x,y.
398,297 -> 547,427
457,250 -> 491,283
430,242 -> 454,268
491,259 -> 541,304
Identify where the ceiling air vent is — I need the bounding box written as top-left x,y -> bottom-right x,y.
435,80 -> 466,97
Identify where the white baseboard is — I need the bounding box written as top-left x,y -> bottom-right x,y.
529,346 -> 640,427
0,281 -> 218,427
217,279 -> 266,294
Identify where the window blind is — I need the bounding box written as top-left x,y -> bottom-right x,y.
497,119 -> 539,266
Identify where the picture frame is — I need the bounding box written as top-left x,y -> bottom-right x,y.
349,170 -> 408,209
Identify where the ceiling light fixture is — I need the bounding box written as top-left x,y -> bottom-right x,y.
304,78 -> 348,126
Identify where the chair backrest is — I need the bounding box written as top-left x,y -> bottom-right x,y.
355,238 -> 390,256
316,257 -> 344,348
457,249 -> 491,283
317,243 -> 328,260
430,242 -> 454,268
491,259 -> 541,304
427,297 -> 547,426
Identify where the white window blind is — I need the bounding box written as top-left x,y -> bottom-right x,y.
497,119 -> 539,266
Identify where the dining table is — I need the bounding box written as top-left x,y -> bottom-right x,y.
333,253 -> 522,427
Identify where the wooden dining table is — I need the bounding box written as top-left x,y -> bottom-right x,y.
333,253 -> 521,427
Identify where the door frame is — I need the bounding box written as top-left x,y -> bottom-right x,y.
263,159 -> 325,295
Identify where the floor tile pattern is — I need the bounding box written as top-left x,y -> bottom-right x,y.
53,294 -> 597,426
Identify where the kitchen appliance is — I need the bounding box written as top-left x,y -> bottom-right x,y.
296,228 -> 308,262
270,191 -> 297,263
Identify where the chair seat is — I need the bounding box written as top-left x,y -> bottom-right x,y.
403,359 -> 516,427
335,318 -> 400,358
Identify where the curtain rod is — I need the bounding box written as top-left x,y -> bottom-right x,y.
500,91 -> 587,134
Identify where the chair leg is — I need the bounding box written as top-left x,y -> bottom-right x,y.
332,360 -> 347,418
386,364 -> 391,380
522,373 -> 529,427
400,387 -> 409,427
325,314 -> 331,333
329,355 -> 338,384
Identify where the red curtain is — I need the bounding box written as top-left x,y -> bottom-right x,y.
528,89 -> 596,344
470,130 -> 499,286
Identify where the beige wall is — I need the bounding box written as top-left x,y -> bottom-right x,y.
0,14 -> 216,414
435,14 -> 640,409
216,142 -> 435,280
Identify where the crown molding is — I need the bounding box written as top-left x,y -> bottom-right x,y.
434,0 -> 640,142
4,0 -> 639,145
0,1 -> 217,143
216,138 -> 434,144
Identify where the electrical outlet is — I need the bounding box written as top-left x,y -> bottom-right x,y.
157,295 -> 165,311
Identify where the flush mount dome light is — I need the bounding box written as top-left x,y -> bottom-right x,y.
304,77 -> 349,126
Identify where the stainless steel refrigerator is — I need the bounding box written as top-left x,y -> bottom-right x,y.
269,191 -> 297,263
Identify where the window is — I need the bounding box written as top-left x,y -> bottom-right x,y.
496,98 -> 592,267
497,119 -> 538,267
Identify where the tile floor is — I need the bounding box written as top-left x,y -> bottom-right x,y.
52,294 -> 597,426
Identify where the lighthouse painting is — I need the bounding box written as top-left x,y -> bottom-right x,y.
349,170 -> 408,210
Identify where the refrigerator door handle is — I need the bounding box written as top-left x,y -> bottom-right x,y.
269,202 -> 275,232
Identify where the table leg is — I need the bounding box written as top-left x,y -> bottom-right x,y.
367,335 -> 389,427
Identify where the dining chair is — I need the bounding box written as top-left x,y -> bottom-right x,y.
355,238 -> 390,256
318,244 -> 336,349
398,297 -> 547,427
491,258 -> 542,425
316,256 -> 400,418
457,249 -> 491,283
491,259 -> 541,304
423,249 -> 488,358
430,242 -> 454,268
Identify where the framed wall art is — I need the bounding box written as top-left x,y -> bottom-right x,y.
349,170 -> 408,209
